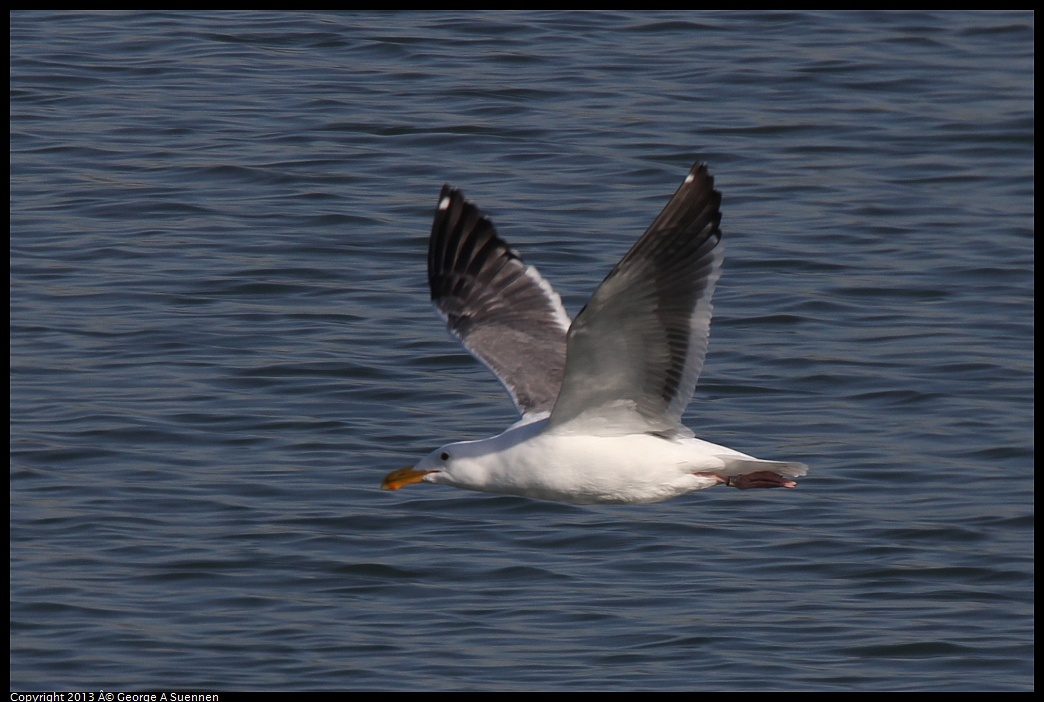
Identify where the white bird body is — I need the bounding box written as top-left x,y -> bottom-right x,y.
414,416 -> 799,504
407,411 -> 805,505
382,163 -> 808,504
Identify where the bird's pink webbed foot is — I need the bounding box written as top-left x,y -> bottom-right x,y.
708,471 -> 798,489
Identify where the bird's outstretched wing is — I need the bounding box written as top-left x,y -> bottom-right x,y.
548,162 -> 723,435
428,186 -> 571,417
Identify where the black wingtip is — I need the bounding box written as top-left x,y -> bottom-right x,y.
427,183 -> 517,306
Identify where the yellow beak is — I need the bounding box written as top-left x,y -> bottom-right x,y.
381,466 -> 434,490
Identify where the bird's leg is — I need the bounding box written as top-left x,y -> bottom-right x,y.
714,472 -> 798,489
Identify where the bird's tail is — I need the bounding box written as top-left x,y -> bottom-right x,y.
718,457 -> 809,478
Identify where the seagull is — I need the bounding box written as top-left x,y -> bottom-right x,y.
382,162 -> 807,504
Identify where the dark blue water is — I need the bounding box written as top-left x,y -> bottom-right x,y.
10,11 -> 1033,691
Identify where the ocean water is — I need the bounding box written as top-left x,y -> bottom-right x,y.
10,11 -> 1033,691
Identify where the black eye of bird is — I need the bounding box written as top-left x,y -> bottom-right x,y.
440,452 -> 450,461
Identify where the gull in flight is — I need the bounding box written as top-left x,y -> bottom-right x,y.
382,163 -> 807,504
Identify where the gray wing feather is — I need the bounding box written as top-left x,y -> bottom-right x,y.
548,162 -> 723,434
428,186 -> 571,417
